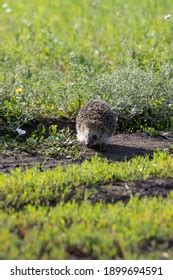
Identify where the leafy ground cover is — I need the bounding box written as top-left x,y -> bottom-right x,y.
0,196 -> 173,260
1,0 -> 173,260
0,152 -> 173,259
0,151 -> 172,210
1,132 -> 172,172
1,0 -> 173,134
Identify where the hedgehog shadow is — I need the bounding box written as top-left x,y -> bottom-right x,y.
92,144 -> 154,162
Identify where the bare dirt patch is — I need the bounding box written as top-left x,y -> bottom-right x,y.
90,178 -> 173,204
0,116 -> 172,172
1,117 -> 173,203
1,115 -> 173,207
84,133 -> 172,162
0,132 -> 172,172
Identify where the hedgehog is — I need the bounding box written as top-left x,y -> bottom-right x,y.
76,99 -> 117,146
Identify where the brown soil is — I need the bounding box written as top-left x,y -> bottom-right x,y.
89,178 -> 173,204
1,117 -> 173,202
1,118 -> 173,260
84,132 -> 172,161
1,133 -> 172,172
0,133 -> 173,172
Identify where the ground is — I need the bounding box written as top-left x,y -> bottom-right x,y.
1,118 -> 173,203
1,133 -> 172,172
1,117 -> 172,172
1,0 -> 173,260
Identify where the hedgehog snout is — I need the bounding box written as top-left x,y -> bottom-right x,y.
84,136 -> 91,146
85,134 -> 98,146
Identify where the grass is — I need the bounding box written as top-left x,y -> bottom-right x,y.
1,0 -> 173,133
1,0 -> 173,260
0,151 -> 172,210
0,152 -> 173,259
0,196 -> 173,259
1,0 -> 173,68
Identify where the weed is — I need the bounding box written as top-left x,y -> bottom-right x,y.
1,0 -> 173,260
0,151 -> 172,210
0,196 -> 173,259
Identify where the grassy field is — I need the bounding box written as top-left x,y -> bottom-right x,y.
0,196 -> 173,259
1,0 -> 173,131
1,0 -> 173,259
0,152 -> 173,259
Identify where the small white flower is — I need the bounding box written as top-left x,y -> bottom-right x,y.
66,155 -> 72,159
5,8 -> 12,13
162,252 -> 169,258
16,128 -> 26,136
94,49 -> 99,56
2,3 -> 8,8
131,107 -> 137,114
164,14 -> 171,20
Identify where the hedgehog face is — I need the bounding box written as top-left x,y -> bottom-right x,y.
77,123 -> 109,146
84,125 -> 103,146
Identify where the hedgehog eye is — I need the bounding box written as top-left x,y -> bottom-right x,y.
92,135 -> 97,140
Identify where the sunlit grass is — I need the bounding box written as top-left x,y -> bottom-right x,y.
1,0 -> 173,260
0,195 -> 173,259
0,151 -> 172,209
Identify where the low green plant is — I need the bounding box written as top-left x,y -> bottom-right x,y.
0,195 -> 173,259
139,125 -> 161,137
0,151 -> 172,210
1,0 -> 173,261
96,63 -> 173,131
1,61 -> 173,134
0,124 -> 80,160
24,125 -> 80,158
1,0 -> 173,134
